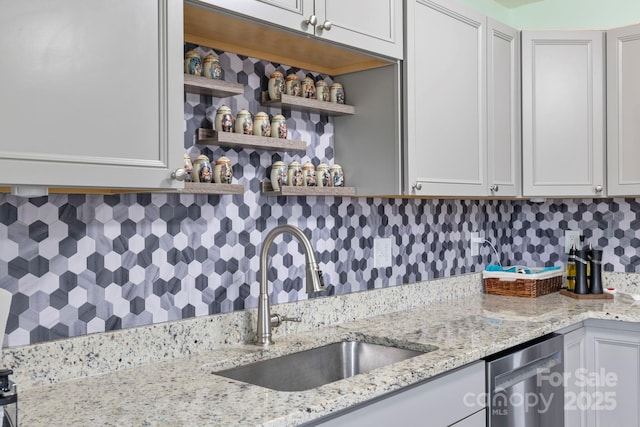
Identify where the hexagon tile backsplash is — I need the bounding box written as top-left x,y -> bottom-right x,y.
1,45 -> 640,347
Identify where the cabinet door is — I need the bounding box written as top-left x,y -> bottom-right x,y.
0,0 -> 184,190
405,0 -> 487,197
607,23 -> 640,196
487,18 -> 520,198
315,0 -> 403,59
586,327 -> 640,427
196,0 -> 315,35
564,327 -> 587,427
522,31 -> 605,197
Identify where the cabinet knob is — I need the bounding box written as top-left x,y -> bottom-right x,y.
595,185 -> 603,193
412,182 -> 422,191
490,184 -> 499,192
171,168 -> 187,182
317,20 -> 332,31
304,15 -> 317,26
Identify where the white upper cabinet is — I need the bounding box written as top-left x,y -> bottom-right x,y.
522,31 -> 606,198
405,0 -> 520,197
0,0 -> 184,190
607,23 -> 640,196
487,18 -> 521,198
194,0 -> 403,59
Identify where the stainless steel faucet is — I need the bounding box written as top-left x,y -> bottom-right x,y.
256,224 -> 325,346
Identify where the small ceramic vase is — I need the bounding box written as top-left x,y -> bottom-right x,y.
193,154 -> 212,183
302,162 -> 316,187
213,156 -> 233,184
184,50 -> 202,76
268,71 -> 285,101
287,160 -> 303,187
316,163 -> 331,187
253,112 -> 271,137
330,82 -> 345,104
203,53 -> 224,80
270,160 -> 287,191
302,76 -> 316,99
183,154 -> 193,182
215,105 -> 234,133
271,114 -> 288,139
235,109 -> 253,135
285,73 -> 301,96
330,164 -> 344,187
315,80 -> 329,102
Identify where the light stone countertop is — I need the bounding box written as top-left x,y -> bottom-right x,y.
9,272 -> 640,426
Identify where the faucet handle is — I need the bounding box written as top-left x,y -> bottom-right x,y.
270,313 -> 302,327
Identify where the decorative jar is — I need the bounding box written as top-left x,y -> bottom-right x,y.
215,105 -> 234,133
316,163 -> 331,187
330,82 -> 345,104
271,114 -> 288,139
315,80 -> 329,102
270,160 -> 287,191
330,164 -> 344,187
268,71 -> 285,101
235,109 -> 253,135
287,160 -> 303,187
302,76 -> 316,99
213,156 -> 233,184
253,112 -> 271,137
203,53 -> 224,80
192,154 -> 212,183
302,162 -> 316,187
184,50 -> 202,76
285,73 -> 301,96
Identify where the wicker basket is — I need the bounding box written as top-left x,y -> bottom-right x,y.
483,269 -> 563,298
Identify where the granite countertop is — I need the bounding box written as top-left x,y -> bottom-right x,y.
17,278 -> 640,427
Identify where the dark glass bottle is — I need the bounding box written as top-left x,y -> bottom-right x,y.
574,249 -> 589,294
590,249 -> 603,294
566,245 -> 576,291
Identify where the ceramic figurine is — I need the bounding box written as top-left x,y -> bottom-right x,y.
302,76 -> 316,99
316,163 -> 331,187
287,160 -> 303,187
330,164 -> 344,187
215,105 -> 234,133
213,156 -> 233,184
271,114 -> 287,139
268,71 -> 285,101
302,162 -> 316,187
270,160 -> 287,191
315,80 -> 329,102
203,53 -> 224,80
235,109 -> 253,135
184,50 -> 202,76
285,73 -> 301,96
330,82 -> 345,104
253,112 -> 271,137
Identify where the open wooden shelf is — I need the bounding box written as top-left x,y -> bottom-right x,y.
183,74 -> 244,97
261,181 -> 356,196
196,128 -> 307,152
261,93 -> 356,116
179,182 -> 244,195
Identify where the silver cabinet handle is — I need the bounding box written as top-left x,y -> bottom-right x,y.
171,168 -> 187,181
317,20 -> 332,31
490,184 -> 499,192
304,15 -> 317,26
412,182 -> 422,191
595,185 -> 603,193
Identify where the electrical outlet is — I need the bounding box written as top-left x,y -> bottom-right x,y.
373,237 -> 392,268
470,232 -> 480,256
565,230 -> 582,253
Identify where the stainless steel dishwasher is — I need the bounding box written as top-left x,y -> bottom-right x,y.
485,333 -> 564,427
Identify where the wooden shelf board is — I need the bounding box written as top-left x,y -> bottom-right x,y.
261,181 -> 356,196
183,74 -> 244,97
179,182 -> 244,195
196,128 -> 306,152
261,93 -> 355,116
184,3 -> 392,76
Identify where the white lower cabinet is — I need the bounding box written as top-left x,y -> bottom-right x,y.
315,361 -> 485,426
562,320 -> 640,427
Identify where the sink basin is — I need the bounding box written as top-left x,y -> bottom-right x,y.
214,340 -> 434,391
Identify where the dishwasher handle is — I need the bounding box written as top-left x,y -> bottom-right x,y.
493,351 -> 562,392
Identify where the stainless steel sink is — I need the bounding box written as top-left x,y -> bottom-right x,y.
214,340 -> 435,391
